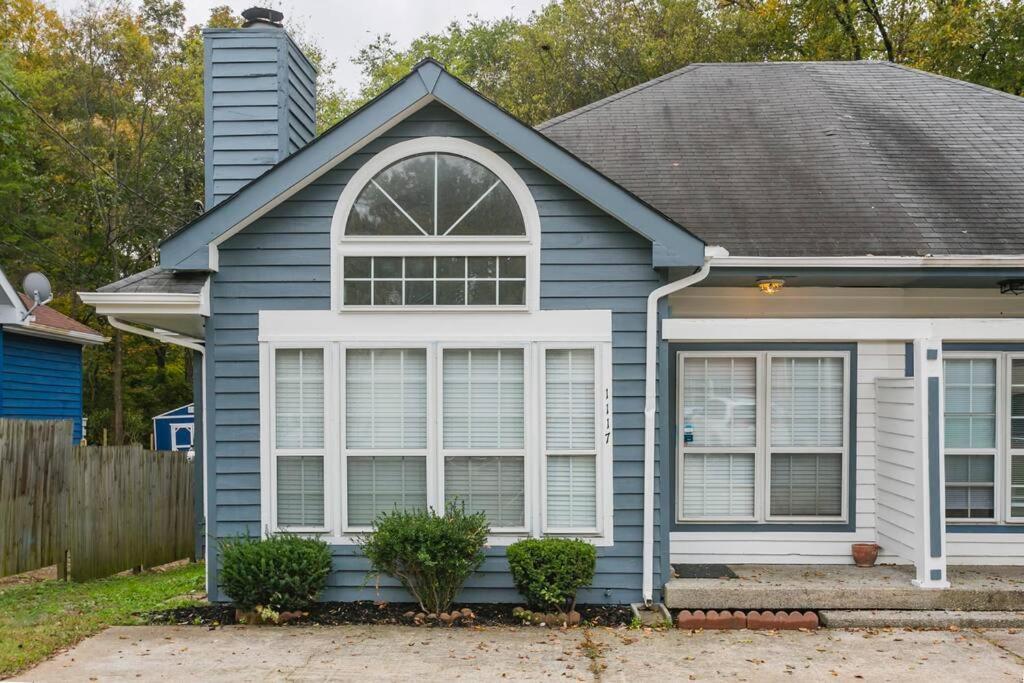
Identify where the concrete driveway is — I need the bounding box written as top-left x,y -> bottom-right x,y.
13,624 -> 1024,682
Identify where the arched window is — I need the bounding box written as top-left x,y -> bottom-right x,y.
331,138 -> 539,310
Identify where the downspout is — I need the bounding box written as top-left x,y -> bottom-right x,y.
107,316 -> 208,566
642,246 -> 726,605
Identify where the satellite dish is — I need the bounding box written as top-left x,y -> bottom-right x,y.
22,272 -> 52,305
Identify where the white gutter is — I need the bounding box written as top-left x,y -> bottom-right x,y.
642,245 -> 727,605
107,316 -> 209,569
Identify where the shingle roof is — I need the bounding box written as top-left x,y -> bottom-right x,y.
538,61 -> 1024,257
97,267 -> 208,294
16,293 -> 103,338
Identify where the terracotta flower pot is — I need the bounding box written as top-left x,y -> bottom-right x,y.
851,542 -> 880,567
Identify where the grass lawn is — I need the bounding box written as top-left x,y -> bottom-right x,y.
0,562 -> 205,677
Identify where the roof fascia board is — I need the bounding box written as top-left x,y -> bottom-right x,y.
160,74 -> 434,270
429,71 -> 704,267
3,322 -> 107,346
78,291 -> 206,317
714,255 -> 1024,268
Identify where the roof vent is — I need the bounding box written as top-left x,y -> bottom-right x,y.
241,7 -> 284,28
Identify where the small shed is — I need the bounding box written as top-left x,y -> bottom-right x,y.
153,403 -> 194,451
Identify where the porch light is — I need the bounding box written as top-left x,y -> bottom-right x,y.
999,279 -> 1024,295
756,278 -> 785,295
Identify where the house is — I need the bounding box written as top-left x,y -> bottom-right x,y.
152,403 -> 195,452
80,9 -> 1024,606
0,267 -> 105,442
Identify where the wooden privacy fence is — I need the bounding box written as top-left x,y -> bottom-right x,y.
0,419 -> 195,581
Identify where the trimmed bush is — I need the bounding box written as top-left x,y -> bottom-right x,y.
507,538 -> 596,615
359,503 -> 489,614
219,534 -> 332,612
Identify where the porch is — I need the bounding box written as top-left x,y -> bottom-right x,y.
664,564 -> 1024,611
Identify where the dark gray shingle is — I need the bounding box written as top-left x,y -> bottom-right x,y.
97,267 -> 207,294
539,62 -> 1024,257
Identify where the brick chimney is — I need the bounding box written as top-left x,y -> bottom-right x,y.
202,8 -> 317,208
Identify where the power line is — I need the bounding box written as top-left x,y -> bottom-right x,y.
0,75 -> 190,233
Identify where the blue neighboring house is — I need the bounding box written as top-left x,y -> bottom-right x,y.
0,266 -> 105,442
153,403 -> 195,451
83,7 -> 1024,607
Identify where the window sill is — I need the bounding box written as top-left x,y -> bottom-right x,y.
278,533 -> 614,547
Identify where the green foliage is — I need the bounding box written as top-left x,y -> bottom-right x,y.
219,535 -> 332,612
359,503 -> 489,614
506,538 -> 596,614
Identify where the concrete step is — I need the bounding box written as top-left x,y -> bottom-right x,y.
820,609 -> 1024,629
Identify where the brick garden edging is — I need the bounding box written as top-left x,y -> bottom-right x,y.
676,609 -> 819,630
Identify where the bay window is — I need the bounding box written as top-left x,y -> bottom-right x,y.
264,336 -> 610,541
943,352 -> 1024,523
677,350 -> 850,524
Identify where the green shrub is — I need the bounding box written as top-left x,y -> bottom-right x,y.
359,503 -> 489,614
219,534 -> 332,612
507,538 -> 596,615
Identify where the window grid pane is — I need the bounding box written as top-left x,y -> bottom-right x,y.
945,453 -> 996,519
770,357 -> 844,448
443,349 -> 525,449
1011,359 -> 1024,449
545,349 -> 596,451
346,349 -> 427,449
944,358 -> 996,449
347,456 -> 427,526
681,357 -> 756,448
343,255 -> 526,307
445,456 -> 525,527
546,454 -> 597,528
680,452 -> 755,518
769,452 -> 842,517
275,348 -> 324,449
1011,454 -> 1024,518
277,456 -> 324,527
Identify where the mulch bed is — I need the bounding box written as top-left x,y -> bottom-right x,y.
143,601 -> 634,628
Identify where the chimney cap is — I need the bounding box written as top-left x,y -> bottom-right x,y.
241,7 -> 284,27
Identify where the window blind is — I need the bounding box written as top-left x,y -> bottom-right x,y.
546,454 -> 597,528
277,456 -> 324,527
443,349 -> 524,449
1012,454 -> 1024,518
347,456 -> 427,526
944,358 -> 996,449
545,349 -> 595,451
275,349 -> 324,449
681,357 -> 756,448
769,453 -> 842,517
1011,359 -> 1024,449
770,357 -> 844,448
346,348 -> 427,449
445,456 -> 525,527
680,453 -> 755,518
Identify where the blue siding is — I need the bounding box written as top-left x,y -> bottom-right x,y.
0,329 -> 83,442
205,102 -> 667,604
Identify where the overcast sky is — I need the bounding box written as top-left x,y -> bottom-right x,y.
46,0 -> 550,93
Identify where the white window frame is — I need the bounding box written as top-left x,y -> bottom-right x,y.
340,343 -> 434,533
943,351 -> 1024,525
171,424 -> 193,451
262,342 -> 337,534
676,350 -> 851,524
258,309 -> 614,545
539,342 -> 612,536
330,137 -> 542,312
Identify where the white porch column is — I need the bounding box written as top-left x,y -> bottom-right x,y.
911,337 -> 950,588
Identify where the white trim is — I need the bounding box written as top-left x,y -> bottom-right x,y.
204,96 -> 436,271
0,266 -> 27,321
664,318 -> 1024,342
330,137 -> 542,312
2,322 -> 107,346
153,403 -> 195,420
171,424 -> 194,451
258,309 -> 614,546
78,291 -> 207,318
711,255 -> 1024,268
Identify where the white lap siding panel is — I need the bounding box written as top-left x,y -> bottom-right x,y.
669,342 -> 908,565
